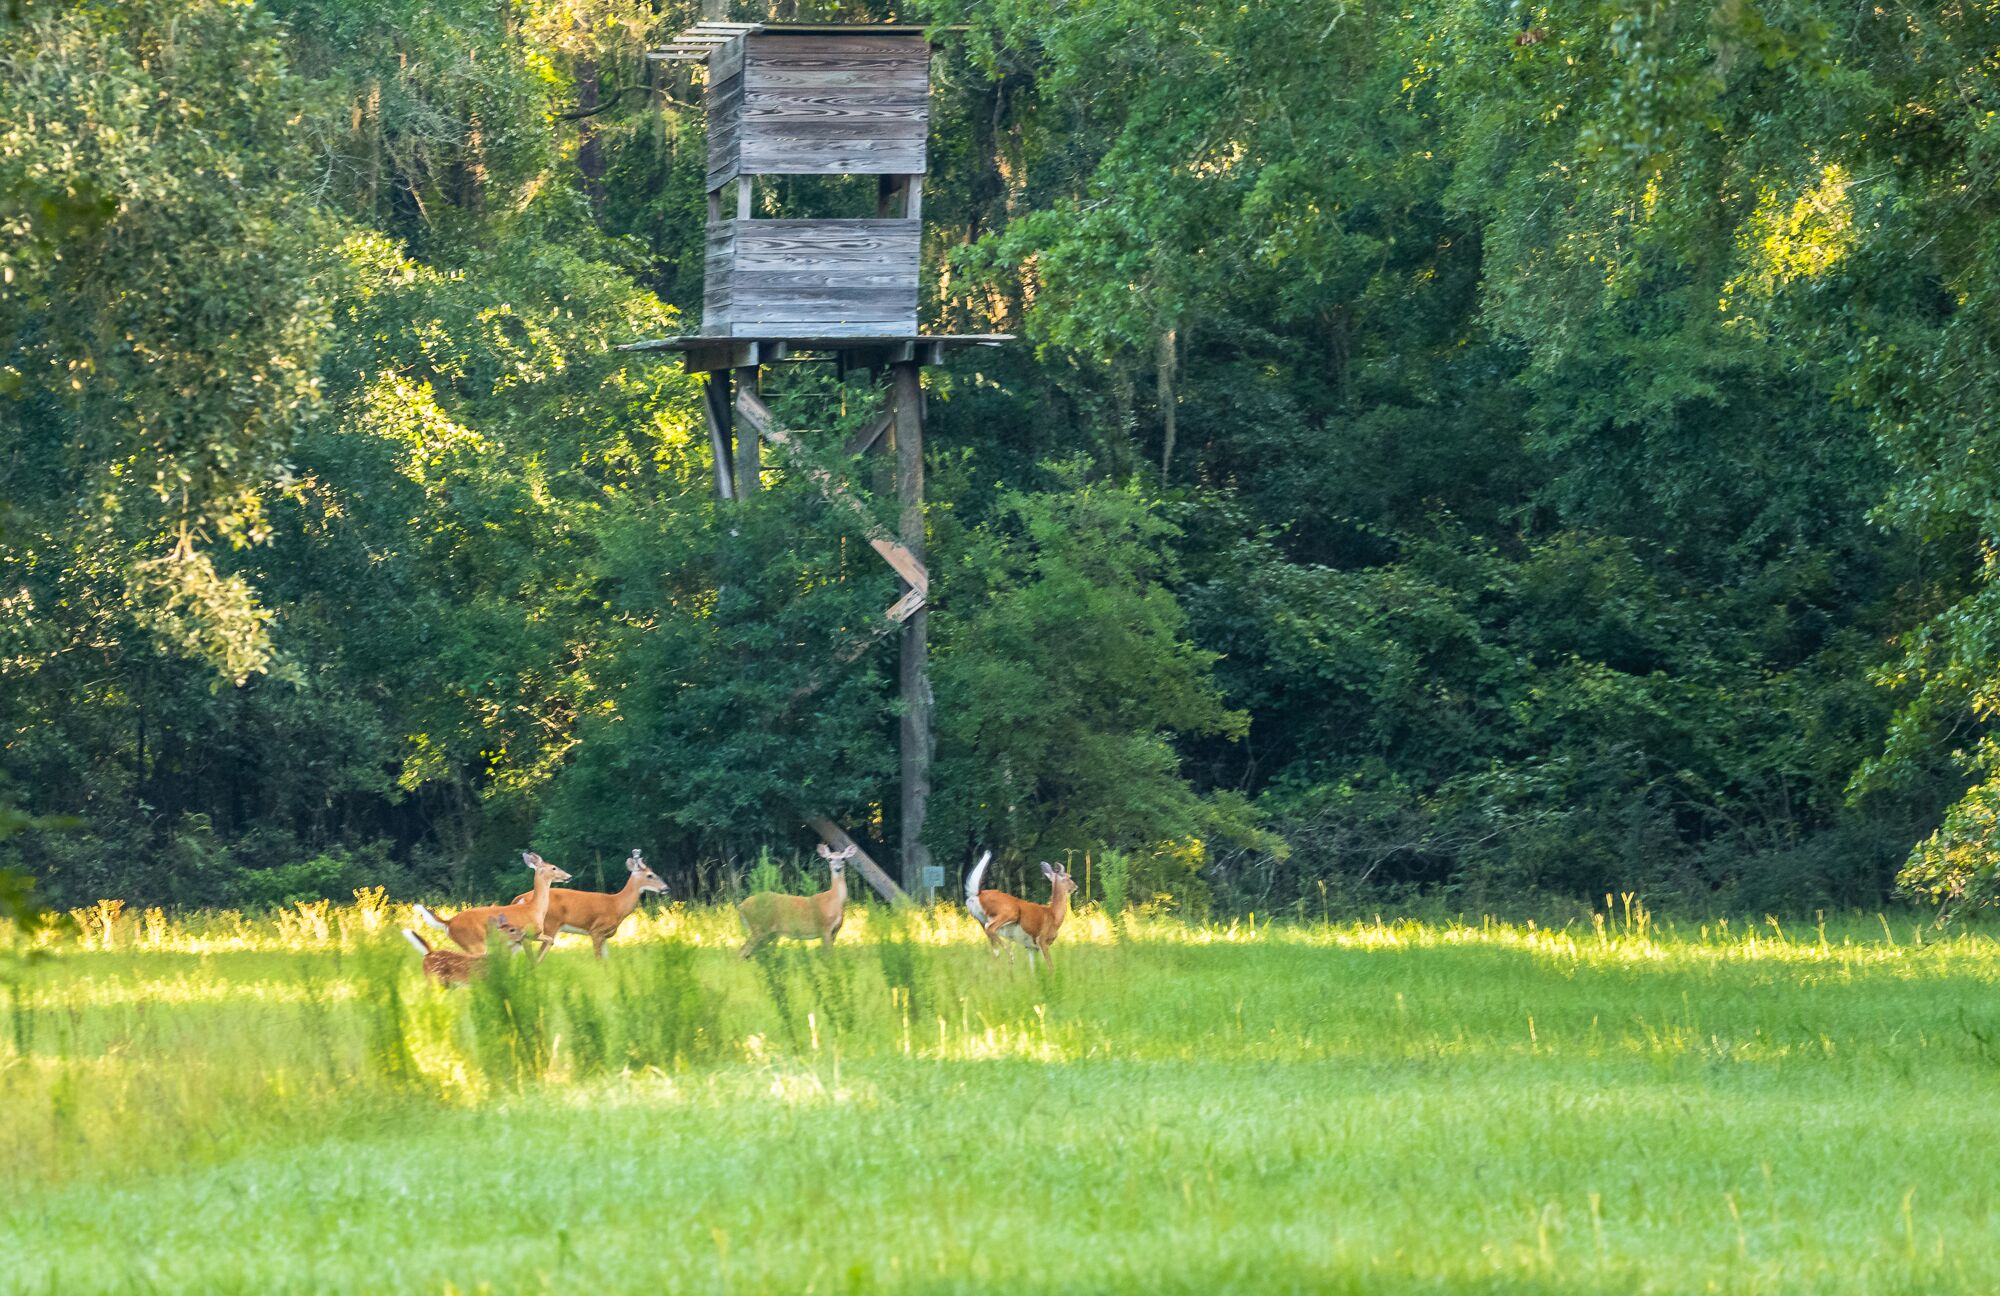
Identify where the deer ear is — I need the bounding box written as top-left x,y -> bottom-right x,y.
628,851 -> 643,871
817,843 -> 837,861
523,851 -> 541,868
1040,861 -> 1059,879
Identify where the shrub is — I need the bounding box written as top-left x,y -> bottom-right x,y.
231,843 -> 402,909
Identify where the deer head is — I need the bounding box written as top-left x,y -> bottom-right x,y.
627,849 -> 667,896
523,852 -> 575,885
817,842 -> 858,877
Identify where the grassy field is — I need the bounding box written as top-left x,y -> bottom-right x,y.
2,897 -> 1999,1294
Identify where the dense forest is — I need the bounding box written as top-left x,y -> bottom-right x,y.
5,0 -> 2000,915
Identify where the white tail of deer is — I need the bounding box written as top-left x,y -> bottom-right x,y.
412,852 -> 573,955
737,843 -> 855,958
403,913 -> 525,986
966,854 -> 1076,969
511,848 -> 666,959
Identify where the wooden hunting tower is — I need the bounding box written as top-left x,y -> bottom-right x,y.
702,26 -> 928,336
624,21 -> 1008,902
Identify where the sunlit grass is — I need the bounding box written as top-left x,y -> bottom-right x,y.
3,900 -> 1999,1292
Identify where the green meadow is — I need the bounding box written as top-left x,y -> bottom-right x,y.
3,901 -> 1999,1294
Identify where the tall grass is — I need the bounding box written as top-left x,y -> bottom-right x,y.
3,900 -> 2000,1292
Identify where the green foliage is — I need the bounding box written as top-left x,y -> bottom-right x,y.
230,845 -> 400,910
912,0 -> 1985,910
1096,849 -> 1131,920
618,937 -> 717,1070
932,470 -> 1258,860
0,810 -> 73,961
359,943 -> 423,1091
743,848 -> 783,897
1,0 -> 328,681
870,901 -> 934,1025
468,943 -> 551,1089
5,0 -> 2000,916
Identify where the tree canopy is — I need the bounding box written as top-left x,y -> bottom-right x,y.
4,0 -> 1999,914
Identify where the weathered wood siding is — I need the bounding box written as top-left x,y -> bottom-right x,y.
703,218 -> 920,337
705,69 -> 744,190
705,32 -> 929,189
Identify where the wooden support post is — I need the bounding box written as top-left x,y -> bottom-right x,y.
808,817 -> 908,905
732,365 -> 761,493
701,371 -> 736,501
891,360 -> 934,901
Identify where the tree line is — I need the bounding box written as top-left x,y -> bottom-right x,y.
4,0 -> 1998,916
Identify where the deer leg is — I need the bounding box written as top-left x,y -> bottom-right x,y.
592,933 -> 608,960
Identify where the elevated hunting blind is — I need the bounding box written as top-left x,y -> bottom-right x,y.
624,21 -> 1009,901
702,27 -> 928,336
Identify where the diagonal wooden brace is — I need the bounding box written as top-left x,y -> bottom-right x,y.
883,587 -> 926,625
867,537 -> 929,598
844,409 -> 894,458
737,388 -> 928,616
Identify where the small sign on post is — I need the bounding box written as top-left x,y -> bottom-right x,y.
922,864 -> 945,892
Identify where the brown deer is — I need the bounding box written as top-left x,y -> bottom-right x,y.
511,848 -> 667,959
403,914 -> 525,986
965,853 -> 1076,969
412,852 -> 573,955
737,843 -> 854,958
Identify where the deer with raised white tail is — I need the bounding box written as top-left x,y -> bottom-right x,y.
737,843 -> 854,958
966,853 -> 1076,969
511,848 -> 667,959
411,852 -> 573,955
403,913 -> 526,986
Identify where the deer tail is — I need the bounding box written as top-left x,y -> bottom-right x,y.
402,928 -> 433,956
413,903 -> 449,931
965,851 -> 993,926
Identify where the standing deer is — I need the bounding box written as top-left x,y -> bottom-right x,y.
412,852 -> 573,955
965,853 -> 1076,969
403,913 -> 526,986
737,843 -> 855,958
511,848 -> 667,959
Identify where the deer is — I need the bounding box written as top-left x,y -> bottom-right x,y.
965,853 -> 1077,969
411,851 -> 573,955
509,848 -> 667,959
736,843 -> 855,958
403,913 -> 526,987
